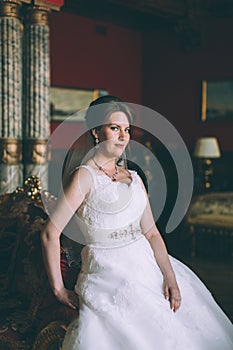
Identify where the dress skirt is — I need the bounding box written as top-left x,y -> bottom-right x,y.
62,236 -> 233,350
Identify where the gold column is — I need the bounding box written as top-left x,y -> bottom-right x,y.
0,0 -> 23,194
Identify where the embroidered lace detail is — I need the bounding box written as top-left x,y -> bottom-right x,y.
108,223 -> 142,241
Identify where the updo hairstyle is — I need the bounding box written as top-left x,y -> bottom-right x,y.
85,95 -> 136,142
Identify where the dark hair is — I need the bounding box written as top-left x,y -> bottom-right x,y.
85,95 -> 136,133
88,95 -> 122,107
62,95 -> 136,186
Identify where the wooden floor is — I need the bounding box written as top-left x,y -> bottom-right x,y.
175,254 -> 233,322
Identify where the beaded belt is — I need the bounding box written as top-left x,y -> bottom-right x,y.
85,221 -> 143,248
108,223 -> 142,241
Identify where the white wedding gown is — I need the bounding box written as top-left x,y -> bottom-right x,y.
62,165 -> 233,350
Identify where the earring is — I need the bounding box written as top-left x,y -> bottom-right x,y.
95,137 -> 99,149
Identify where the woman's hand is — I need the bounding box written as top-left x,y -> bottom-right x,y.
163,279 -> 182,312
54,287 -> 79,310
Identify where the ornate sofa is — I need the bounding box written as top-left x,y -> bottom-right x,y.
185,192 -> 233,258
0,176 -> 82,349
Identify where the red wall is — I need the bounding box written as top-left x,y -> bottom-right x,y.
142,18 -> 233,151
49,12 -> 142,104
49,12 -> 233,152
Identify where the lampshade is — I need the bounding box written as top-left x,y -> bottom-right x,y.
193,137 -> 221,158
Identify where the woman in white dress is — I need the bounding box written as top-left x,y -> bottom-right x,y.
41,96 -> 233,349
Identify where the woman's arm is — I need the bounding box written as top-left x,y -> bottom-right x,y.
145,227 -> 181,312
140,182 -> 181,312
41,167 -> 92,309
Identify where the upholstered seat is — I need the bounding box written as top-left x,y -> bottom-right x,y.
0,177 -> 81,349
185,192 -> 233,257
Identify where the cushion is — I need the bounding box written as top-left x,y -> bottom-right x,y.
187,192 -> 233,220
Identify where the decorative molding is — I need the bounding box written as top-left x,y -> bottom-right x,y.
23,139 -> 49,190
21,0 -> 63,11
0,0 -> 21,18
34,0 -> 63,11
24,5 -> 50,25
0,138 -> 22,165
24,139 -> 50,164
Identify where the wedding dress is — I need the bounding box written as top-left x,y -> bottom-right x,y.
62,165 -> 233,350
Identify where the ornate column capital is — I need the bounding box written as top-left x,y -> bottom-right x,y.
0,0 -> 21,18
24,139 -> 50,164
0,138 -> 22,165
24,5 -> 50,25
21,0 -> 63,12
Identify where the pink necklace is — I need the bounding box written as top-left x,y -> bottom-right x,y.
92,158 -> 118,181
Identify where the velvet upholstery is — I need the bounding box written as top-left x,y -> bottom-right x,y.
0,177 -> 81,349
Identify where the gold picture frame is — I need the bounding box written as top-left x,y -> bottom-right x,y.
50,86 -> 108,122
201,79 -> 233,122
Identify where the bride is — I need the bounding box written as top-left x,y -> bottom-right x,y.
41,96 -> 233,349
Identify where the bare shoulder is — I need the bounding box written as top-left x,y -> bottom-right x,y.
72,165 -> 93,182
67,166 -> 94,195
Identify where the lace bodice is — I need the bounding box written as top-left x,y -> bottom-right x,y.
75,165 -> 147,248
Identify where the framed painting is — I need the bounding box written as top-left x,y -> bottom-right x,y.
201,80 -> 233,122
50,87 -> 108,122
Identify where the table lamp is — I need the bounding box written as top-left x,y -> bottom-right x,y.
193,137 -> 221,190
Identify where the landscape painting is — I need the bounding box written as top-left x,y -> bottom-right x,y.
50,87 -> 108,122
201,80 -> 233,122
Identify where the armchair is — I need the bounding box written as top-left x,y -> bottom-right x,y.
0,176 -> 82,349
185,192 -> 233,258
